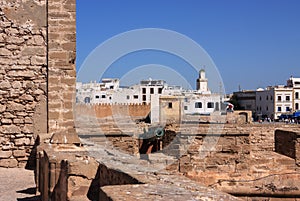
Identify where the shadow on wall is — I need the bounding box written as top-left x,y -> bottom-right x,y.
25,136 -> 40,171
88,163 -> 143,200
17,187 -> 41,201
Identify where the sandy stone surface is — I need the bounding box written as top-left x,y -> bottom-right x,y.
0,168 -> 40,201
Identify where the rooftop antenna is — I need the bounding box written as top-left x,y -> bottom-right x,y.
238,84 -> 241,91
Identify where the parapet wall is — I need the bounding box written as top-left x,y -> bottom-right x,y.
36,143 -> 241,201
75,103 -> 150,119
275,129 -> 300,166
0,0 -> 47,168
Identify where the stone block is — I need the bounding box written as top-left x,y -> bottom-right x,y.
2,143 -> 14,151
0,125 -> 21,134
31,55 -> 46,65
6,36 -> 25,44
49,51 -> 68,60
221,144 -> 240,154
21,46 -> 46,56
23,124 -> 34,134
30,35 -> 45,46
17,58 -> 31,65
0,48 -> 12,56
7,102 -> 25,112
11,81 -> 22,89
13,149 -> 26,158
24,117 -> 33,124
0,151 -> 12,159
68,176 -> 92,198
14,138 -> 31,146
1,118 -> 12,124
0,104 -> 6,113
0,158 -> 18,168
15,134 -> 25,138
69,156 -> 99,179
0,80 -> 11,89
49,111 -> 60,119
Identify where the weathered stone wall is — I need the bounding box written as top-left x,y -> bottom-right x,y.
0,0 -> 47,168
0,0 -> 78,167
159,96 -> 182,124
275,129 -> 300,167
36,142 -> 242,201
172,124 -> 300,199
179,134 -> 250,177
75,103 -> 150,119
47,0 -> 78,139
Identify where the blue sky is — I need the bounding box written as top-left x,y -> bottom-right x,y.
76,0 -> 300,93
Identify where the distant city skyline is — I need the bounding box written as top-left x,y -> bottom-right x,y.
76,0 -> 300,93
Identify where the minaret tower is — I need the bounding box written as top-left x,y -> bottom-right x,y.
196,69 -> 208,92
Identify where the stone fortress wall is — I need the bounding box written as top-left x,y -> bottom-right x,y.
75,103 -> 151,119
0,0 -> 78,167
0,0 -> 47,168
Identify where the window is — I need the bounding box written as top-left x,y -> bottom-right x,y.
126,95 -> 130,100
142,95 -> 146,101
277,96 -> 281,101
184,106 -> 188,110
142,88 -> 146,94
257,106 -> 259,111
168,102 -> 173,108
133,95 -> 138,99
271,96 -> 273,101
84,97 -> 90,103
215,102 -> 220,110
101,95 -> 106,98
296,103 -> 299,110
110,86 -> 114,89
296,92 -> 299,99
184,98 -> 188,102
195,102 -> 202,108
266,106 -> 268,111
158,88 -> 163,94
150,88 -> 154,94
109,97 -> 112,100
260,106 -> 261,111
207,102 -> 214,108
278,106 -> 281,112
266,96 -> 268,100
259,96 -> 262,101
95,95 -> 100,99
286,107 -> 290,112
286,96 -> 290,101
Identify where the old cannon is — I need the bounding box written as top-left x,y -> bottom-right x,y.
138,126 -> 165,158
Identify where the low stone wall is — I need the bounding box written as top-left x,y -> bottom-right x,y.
37,144 -> 99,201
179,133 -> 250,176
36,142 -> 241,201
275,129 -> 300,167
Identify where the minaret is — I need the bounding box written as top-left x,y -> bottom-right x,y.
196,69 -> 208,92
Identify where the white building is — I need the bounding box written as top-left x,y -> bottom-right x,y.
76,78 -> 120,104
76,78 -> 167,104
76,70 -> 224,122
235,76 -> 300,120
256,86 -> 293,119
287,76 -> 300,111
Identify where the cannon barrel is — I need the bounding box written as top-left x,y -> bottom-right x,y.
139,126 -> 165,140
